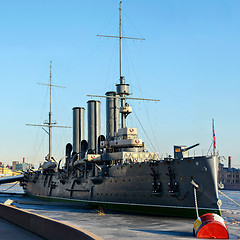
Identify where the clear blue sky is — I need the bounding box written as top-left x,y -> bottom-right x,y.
0,0 -> 239,168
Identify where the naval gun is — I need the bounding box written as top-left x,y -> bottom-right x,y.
174,143 -> 200,159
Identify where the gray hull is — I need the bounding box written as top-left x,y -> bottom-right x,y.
22,156 -> 220,218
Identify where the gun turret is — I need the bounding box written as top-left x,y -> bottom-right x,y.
174,143 -> 200,159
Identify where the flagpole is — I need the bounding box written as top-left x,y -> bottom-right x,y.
212,119 -> 216,156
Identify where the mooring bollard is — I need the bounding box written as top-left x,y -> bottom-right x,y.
193,213 -> 229,239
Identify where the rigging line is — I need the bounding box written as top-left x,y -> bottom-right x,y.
123,13 -> 145,40
98,11 -> 118,36
218,190 -> 240,207
29,123 -> 46,165
123,41 -> 160,151
54,14 -> 119,77
142,49 -> 212,139
32,131 -> 47,164
104,37 -> 118,92
1,182 -> 18,192
146,104 -> 160,152
207,142 -> 213,156
120,38 -> 160,152
132,110 -> 157,153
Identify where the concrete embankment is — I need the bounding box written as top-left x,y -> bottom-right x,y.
0,202 -> 103,240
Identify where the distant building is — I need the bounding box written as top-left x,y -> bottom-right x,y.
15,162 -> 33,172
0,165 -> 13,176
12,158 -> 34,172
12,161 -> 20,171
219,156 -> 240,191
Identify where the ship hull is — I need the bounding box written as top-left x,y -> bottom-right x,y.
23,156 -> 221,218
27,194 -> 221,218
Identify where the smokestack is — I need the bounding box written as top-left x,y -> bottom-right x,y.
23,157 -> 25,163
106,91 -> 120,141
87,100 -> 101,154
228,156 -> 231,168
73,107 -> 85,159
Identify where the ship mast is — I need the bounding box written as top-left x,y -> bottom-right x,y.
26,61 -> 71,162
119,1 -> 122,78
48,61 -> 53,161
97,1 -> 145,128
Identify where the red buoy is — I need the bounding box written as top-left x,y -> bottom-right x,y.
193,213 -> 229,239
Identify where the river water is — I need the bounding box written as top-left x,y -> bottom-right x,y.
0,184 -> 239,239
